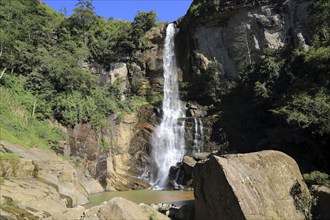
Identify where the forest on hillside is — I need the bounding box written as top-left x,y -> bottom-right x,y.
0,0 -> 159,148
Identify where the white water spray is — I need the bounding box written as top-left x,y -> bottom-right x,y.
150,23 -> 185,188
193,118 -> 204,153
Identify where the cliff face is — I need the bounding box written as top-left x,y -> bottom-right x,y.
177,0 -> 313,80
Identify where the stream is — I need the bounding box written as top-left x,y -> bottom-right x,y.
84,190 -> 194,209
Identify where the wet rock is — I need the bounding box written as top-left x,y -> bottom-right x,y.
168,180 -> 185,190
193,152 -> 211,161
193,150 -> 309,220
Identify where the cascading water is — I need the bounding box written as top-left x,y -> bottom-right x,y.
193,118 -> 204,153
150,23 -> 185,188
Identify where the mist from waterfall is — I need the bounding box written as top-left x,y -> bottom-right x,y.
150,23 -> 185,188
193,118 -> 204,153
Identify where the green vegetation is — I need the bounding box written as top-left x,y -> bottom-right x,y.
0,76 -> 66,148
0,197 -> 20,207
0,0 -> 158,148
189,2 -> 202,17
303,171 -> 330,187
291,182 -> 316,220
205,0 -> 330,172
187,60 -> 223,105
0,177 -> 5,185
0,153 -> 20,160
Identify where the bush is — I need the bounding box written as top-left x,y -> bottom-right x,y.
195,60 -> 222,104
271,90 -> 330,136
291,181 -> 316,220
303,171 -> 330,187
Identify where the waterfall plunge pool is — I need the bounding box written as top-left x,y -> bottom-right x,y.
84,189 -> 194,209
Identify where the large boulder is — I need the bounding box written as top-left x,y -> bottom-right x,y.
82,197 -> 170,220
193,150 -> 310,220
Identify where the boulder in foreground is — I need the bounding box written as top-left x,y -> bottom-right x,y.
193,150 -> 310,220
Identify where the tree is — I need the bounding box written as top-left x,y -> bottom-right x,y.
131,11 -> 157,50
75,0 -> 94,11
195,60 -> 222,104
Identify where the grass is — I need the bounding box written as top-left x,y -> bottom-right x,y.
0,153 -> 19,160
0,76 -> 66,149
0,177 -> 4,185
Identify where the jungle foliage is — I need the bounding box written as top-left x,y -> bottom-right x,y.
0,0 -> 157,147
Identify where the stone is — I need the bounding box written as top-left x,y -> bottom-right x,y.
0,158 -> 35,178
139,203 -> 171,220
177,0 -> 314,79
82,197 -> 170,220
78,175 -> 104,195
193,152 -> 211,161
182,156 -> 196,175
169,205 -> 194,220
193,150 -> 309,220
52,205 -> 85,220
58,182 -> 89,207
311,185 -> 330,220
0,178 -> 67,217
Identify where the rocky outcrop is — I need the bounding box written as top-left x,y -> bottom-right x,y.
67,112 -> 151,191
193,150 -> 310,220
0,140 -> 102,219
128,24 -> 166,99
177,0 -> 313,81
82,197 -> 170,220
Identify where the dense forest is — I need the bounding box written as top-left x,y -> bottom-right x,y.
0,0 -> 158,148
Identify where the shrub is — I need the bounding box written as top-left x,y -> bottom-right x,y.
303,171 -> 330,187
291,181 -> 316,220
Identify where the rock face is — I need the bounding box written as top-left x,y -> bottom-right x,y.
0,140 -> 102,219
177,0 -> 313,81
128,24 -> 166,99
82,197 -> 170,220
193,150 -> 309,220
67,112 -> 151,191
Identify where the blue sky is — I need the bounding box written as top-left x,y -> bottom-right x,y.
42,0 -> 193,22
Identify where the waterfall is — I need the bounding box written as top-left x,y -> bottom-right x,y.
193,118 -> 204,153
150,23 -> 185,188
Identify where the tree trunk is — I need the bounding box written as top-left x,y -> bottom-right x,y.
32,98 -> 37,117
0,67 -> 6,79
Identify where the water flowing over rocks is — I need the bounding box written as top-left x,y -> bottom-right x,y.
150,24 -> 186,188
193,150 -> 310,220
